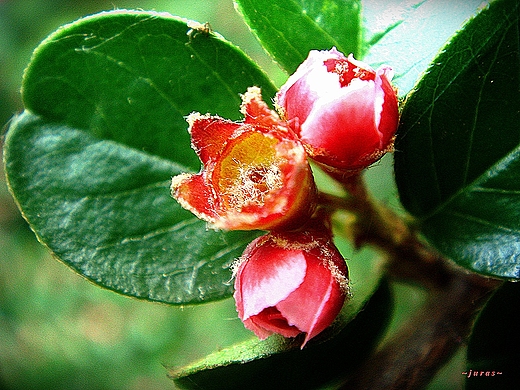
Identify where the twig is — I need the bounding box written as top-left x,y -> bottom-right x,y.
340,271 -> 500,389
318,173 -> 502,389
319,174 -> 451,290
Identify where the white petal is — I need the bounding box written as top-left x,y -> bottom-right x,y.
241,252 -> 307,319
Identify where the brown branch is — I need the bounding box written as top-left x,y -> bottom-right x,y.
340,271 -> 500,389
318,174 -> 502,389
319,175 -> 452,290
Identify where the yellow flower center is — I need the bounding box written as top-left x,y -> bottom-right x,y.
218,132 -> 283,210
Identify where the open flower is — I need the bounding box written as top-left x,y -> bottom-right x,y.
233,229 -> 349,348
276,48 -> 399,175
171,87 -> 316,231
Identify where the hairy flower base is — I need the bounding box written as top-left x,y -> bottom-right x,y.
233,230 -> 350,348
171,87 -> 316,231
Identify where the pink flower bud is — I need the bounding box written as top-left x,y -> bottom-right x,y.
171,87 -> 316,231
233,229 -> 349,348
276,48 -> 399,174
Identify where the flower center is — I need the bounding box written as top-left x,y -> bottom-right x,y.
231,164 -> 282,208
218,132 -> 284,210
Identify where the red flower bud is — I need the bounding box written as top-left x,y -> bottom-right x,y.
233,229 -> 349,348
171,87 -> 316,231
276,48 -> 399,174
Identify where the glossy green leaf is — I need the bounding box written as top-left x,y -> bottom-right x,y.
235,0 -> 484,96
465,282 -> 520,389
170,240 -> 391,389
361,0 -> 488,96
22,10 -> 277,166
234,0 -> 362,74
3,10 -> 277,304
394,0 -> 520,279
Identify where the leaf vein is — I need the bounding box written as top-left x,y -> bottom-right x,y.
472,186 -> 520,195
86,51 -> 185,116
93,217 -> 201,252
444,210 -> 520,235
404,9 -> 518,135
462,25 -> 510,185
183,44 -> 241,106
422,143 -> 520,221
73,15 -> 157,52
283,0 -> 341,47
81,179 -> 172,199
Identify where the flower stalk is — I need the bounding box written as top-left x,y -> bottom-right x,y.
320,174 -> 452,290
319,173 -> 502,389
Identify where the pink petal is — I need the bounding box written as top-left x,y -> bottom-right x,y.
376,68 -> 400,147
170,173 -> 218,222
278,48 -> 346,103
275,254 -> 344,346
235,242 -> 307,320
300,81 -> 382,168
187,113 -> 241,164
277,49 -> 345,125
241,86 -> 282,128
246,307 -> 302,339
242,317 -> 274,340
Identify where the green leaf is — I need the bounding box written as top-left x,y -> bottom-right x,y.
170,241 -> 391,389
361,0 -> 488,96
465,282 -> 520,389
419,147 -> 520,279
235,0 -> 485,96
4,112 -> 261,304
394,0 -> 520,279
235,0 -> 362,74
22,10 -> 277,166
3,10 -> 277,304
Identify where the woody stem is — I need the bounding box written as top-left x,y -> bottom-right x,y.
318,173 -> 501,389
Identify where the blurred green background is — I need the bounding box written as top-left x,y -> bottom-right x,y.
0,1 -> 282,389
1,1 -> 464,389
